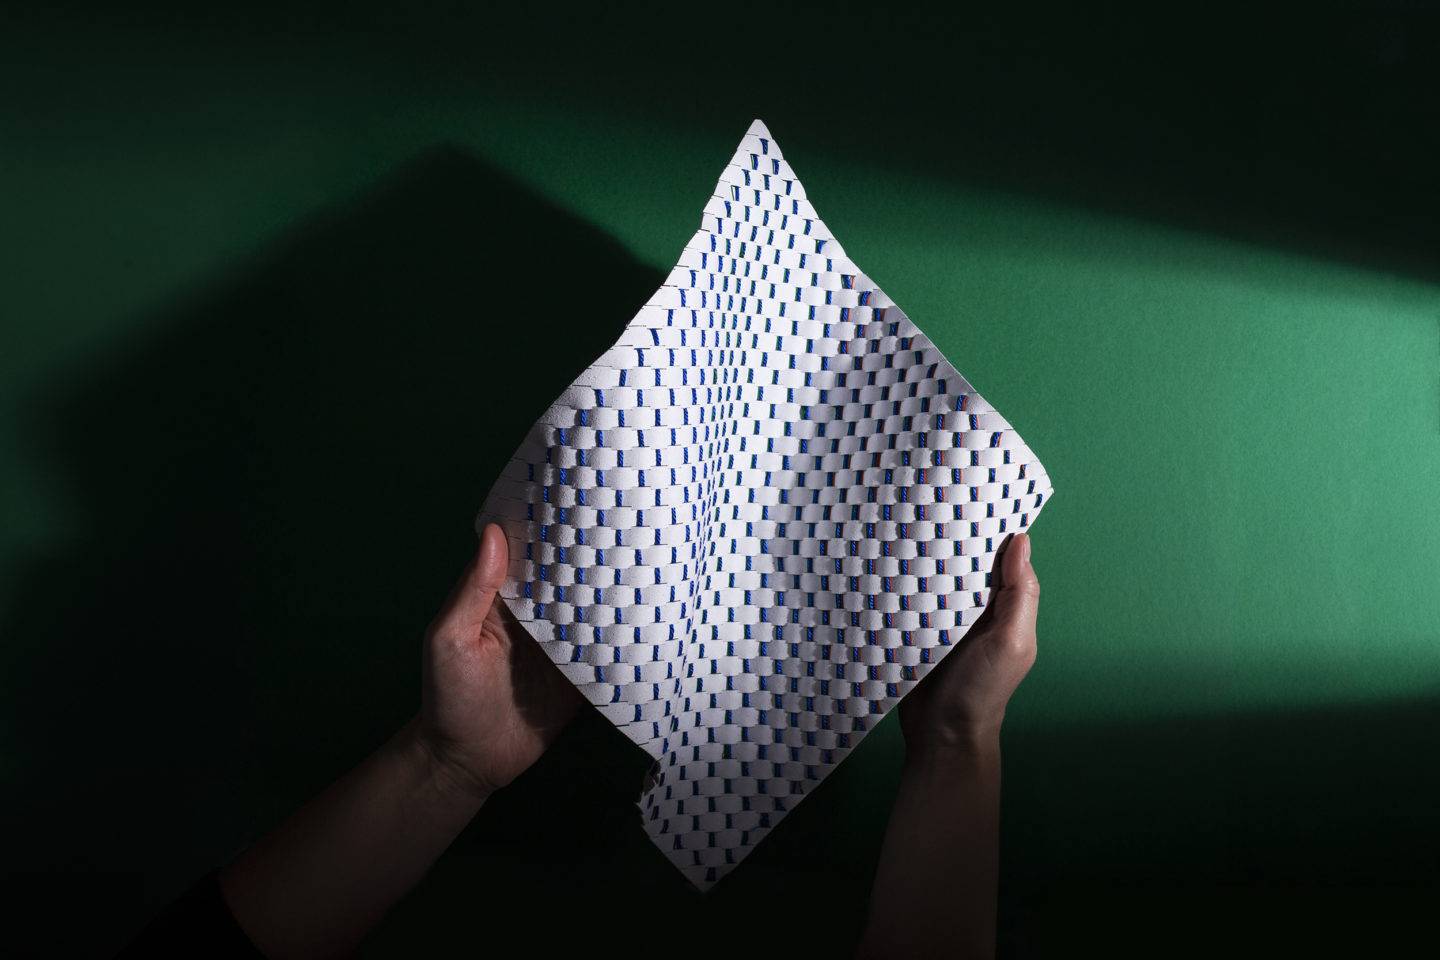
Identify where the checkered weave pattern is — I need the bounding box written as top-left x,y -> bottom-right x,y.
478,119 -> 1053,888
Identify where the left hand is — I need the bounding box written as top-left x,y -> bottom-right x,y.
416,523 -> 583,799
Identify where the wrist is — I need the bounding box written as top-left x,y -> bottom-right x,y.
403,718 -> 494,808
904,721 -> 1002,773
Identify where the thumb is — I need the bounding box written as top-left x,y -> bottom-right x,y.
432,522 -> 510,641
985,532 -> 1041,645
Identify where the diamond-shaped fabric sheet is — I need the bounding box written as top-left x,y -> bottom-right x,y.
477,119 -> 1053,888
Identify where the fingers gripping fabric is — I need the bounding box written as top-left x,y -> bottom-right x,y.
477,119 -> 1053,888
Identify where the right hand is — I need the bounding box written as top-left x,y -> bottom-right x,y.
899,532 -> 1041,755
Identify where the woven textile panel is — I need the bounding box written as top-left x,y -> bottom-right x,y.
478,119 -> 1053,888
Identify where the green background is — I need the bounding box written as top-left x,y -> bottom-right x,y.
3,2 -> 1437,956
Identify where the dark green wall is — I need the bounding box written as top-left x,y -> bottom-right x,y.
3,3 -> 1437,956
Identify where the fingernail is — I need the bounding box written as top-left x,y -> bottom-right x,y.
1019,533 -> 1031,566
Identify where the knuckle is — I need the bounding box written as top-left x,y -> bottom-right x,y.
998,630 -> 1036,663
428,626 -> 470,659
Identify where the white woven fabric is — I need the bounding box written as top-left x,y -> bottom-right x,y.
477,119 -> 1053,888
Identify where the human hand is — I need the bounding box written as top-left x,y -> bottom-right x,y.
416,522 -> 583,800
899,532 -> 1040,757
861,534 -> 1037,959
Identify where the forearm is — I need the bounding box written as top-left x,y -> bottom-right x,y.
218,717 -> 486,959
857,730 -> 1003,960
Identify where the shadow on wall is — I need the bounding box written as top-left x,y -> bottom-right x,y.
2,143 -> 1437,959
998,693 -> 1440,958
0,145 -> 668,955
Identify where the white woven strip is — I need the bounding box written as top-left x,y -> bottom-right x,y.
477,119 -> 1053,889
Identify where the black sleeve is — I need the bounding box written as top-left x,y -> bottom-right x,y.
117,871 -> 265,959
